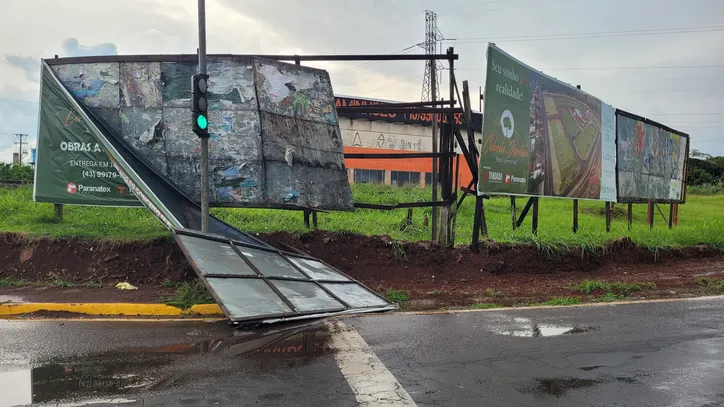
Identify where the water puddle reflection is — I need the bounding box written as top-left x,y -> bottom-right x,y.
0,321 -> 331,406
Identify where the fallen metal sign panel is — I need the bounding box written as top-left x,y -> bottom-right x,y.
173,229 -> 395,324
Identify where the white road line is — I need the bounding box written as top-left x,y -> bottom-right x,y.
327,321 -> 417,406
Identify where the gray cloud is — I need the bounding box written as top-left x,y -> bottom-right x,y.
4,55 -> 39,81
61,38 -> 118,57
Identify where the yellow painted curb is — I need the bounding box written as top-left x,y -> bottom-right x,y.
0,303 -> 224,318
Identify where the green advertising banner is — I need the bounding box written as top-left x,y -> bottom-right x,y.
478,44 -> 617,201
34,65 -> 141,206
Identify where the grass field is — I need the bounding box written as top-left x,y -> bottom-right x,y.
2,185 -> 724,251
548,119 -> 579,192
573,123 -> 598,160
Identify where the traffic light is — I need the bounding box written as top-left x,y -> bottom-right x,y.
191,74 -> 210,138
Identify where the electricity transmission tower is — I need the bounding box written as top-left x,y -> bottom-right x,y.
13,133 -> 28,164
420,10 -> 445,102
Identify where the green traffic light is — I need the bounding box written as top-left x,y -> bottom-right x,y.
197,114 -> 208,130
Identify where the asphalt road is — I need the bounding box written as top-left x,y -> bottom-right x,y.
1,297 -> 723,407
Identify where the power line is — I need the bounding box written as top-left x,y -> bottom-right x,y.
359,74 -> 423,96
647,112 -> 724,116
446,25 -> 724,43
457,64 -> 724,71
329,46 -> 417,78
440,0 -> 579,19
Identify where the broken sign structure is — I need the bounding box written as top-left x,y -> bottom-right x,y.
43,55 -> 352,211
34,57 -> 390,325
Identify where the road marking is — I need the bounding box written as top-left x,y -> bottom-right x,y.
327,321 -> 417,406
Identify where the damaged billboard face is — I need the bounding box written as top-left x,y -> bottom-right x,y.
616,112 -> 689,203
34,56 -> 353,211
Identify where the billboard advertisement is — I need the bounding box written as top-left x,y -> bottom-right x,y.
478,44 -> 616,201
34,65 -> 141,207
616,111 -> 689,203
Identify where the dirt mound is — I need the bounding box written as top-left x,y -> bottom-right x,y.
0,233 -> 194,285
262,231 -> 724,298
2,232 -> 724,303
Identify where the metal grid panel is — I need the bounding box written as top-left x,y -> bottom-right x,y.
173,228 -> 395,323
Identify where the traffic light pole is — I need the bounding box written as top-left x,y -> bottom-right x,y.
197,0 -> 209,233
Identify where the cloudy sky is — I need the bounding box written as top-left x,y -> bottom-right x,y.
0,0 -> 722,163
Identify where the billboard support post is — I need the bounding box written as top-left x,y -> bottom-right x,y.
471,195 -> 483,251
572,200 -> 579,233
515,197 -> 535,229
627,203 -> 633,230
54,204 -> 63,221
668,204 -> 674,230
605,202 -> 612,232
532,197 -> 539,236
430,57 -> 438,244
673,203 -> 679,225
648,201 -> 654,229
511,197 -> 517,230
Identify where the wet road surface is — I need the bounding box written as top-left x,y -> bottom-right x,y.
0,296 -> 723,406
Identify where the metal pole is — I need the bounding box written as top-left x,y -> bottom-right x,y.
198,0 -> 209,233
430,58 -> 438,242
572,199 -> 579,233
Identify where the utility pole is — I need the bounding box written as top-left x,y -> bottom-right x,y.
14,134 -> 27,164
197,0 -> 209,233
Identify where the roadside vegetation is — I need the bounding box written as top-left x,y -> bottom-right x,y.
2,184 -> 724,253
163,281 -> 215,309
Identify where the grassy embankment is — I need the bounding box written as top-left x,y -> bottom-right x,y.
1,184 -> 723,252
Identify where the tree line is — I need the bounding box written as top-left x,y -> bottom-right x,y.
0,163 -> 33,182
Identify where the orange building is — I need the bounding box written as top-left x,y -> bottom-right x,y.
335,96 -> 483,189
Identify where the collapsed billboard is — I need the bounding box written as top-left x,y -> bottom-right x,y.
478,44 -> 617,201
35,55 -> 353,211
616,110 -> 689,203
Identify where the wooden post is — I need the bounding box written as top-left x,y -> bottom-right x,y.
605,202 -> 611,233
312,211 -> 318,230
304,210 -> 310,229
668,203 -> 674,230
510,196 -> 517,230
406,208 -> 413,226
647,201 -> 654,229
572,199 -> 579,233
627,203 -> 633,230
673,203 -> 679,225
54,204 -> 63,221
480,197 -> 488,237
532,197 -> 539,236
471,195 -> 483,251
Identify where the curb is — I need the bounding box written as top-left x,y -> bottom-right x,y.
0,302 -> 224,318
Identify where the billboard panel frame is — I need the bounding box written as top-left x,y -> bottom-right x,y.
614,108 -> 690,204
477,43 -> 617,202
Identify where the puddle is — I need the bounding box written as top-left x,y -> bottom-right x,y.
492,317 -> 598,337
0,321 -> 331,406
532,377 -> 600,398
497,324 -> 596,337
